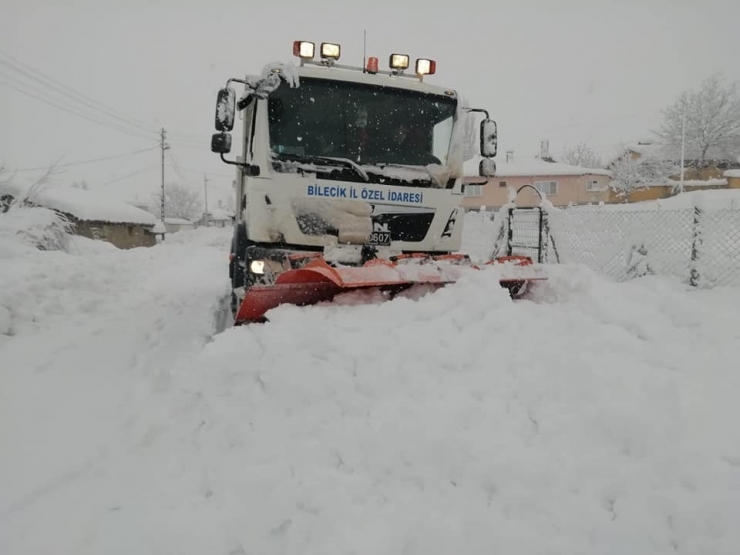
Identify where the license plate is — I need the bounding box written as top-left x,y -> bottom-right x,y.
368,231 -> 391,246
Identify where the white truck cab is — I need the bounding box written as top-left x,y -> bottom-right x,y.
211,41 -> 498,315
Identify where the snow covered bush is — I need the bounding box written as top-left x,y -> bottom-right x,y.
1,165 -> 75,252
0,201 -> 74,252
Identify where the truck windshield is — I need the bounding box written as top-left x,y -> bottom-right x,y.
267,77 -> 457,170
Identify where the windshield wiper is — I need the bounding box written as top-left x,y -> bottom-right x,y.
273,153 -> 370,182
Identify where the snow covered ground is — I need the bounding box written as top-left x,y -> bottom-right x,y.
2,216 -> 740,554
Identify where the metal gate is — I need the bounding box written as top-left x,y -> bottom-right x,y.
507,206 -> 547,263
490,185 -> 560,264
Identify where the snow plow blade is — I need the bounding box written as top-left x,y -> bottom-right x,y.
234,254 -> 546,325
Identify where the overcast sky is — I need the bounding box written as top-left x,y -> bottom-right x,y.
2,0 -> 738,204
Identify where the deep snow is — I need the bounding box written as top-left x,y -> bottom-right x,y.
2,218 -> 740,555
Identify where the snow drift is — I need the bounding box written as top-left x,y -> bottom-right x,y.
1,220 -> 739,555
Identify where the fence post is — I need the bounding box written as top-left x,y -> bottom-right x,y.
506,207 -> 514,256
689,205 -> 702,287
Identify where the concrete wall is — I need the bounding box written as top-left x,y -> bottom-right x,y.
73,220 -> 156,249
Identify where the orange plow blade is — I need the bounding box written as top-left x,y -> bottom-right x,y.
234,254 -> 546,325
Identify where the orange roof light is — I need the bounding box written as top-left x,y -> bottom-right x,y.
366,56 -> 379,73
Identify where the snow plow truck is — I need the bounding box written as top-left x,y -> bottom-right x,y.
211,40 -> 545,324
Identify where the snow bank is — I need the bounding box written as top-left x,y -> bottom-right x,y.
99,266 -> 739,554
560,189 -> 740,211
649,189 -> 740,210
0,205 -> 73,252
2,218 -> 739,554
460,209 -> 498,262
724,169 -> 740,178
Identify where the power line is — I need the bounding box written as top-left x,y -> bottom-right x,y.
0,49 -> 159,137
0,77 -> 157,142
170,160 -> 235,178
13,147 -> 159,172
0,50 -> 210,147
99,165 -> 159,186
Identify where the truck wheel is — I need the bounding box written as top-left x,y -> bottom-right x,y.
229,223 -> 249,318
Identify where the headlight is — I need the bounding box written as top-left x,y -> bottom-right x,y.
249,260 -> 265,274
292,41 -> 315,60
320,42 -> 341,60
415,58 -> 436,76
389,53 -> 410,70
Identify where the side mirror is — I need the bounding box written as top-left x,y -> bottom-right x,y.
211,132 -> 232,154
480,118 -> 498,158
479,158 -> 496,177
215,87 -> 236,132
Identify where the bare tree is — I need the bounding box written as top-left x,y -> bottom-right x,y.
657,72 -> 740,167
609,154 -> 677,199
152,182 -> 202,221
559,142 -> 602,168
0,165 -> 11,186
0,166 -> 13,212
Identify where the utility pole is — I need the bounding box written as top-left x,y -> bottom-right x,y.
160,127 -> 170,223
679,107 -> 686,195
204,173 -> 210,227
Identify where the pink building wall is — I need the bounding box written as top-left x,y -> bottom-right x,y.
460,173 -> 611,209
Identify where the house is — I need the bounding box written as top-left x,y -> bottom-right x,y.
17,186 -> 160,248
725,169 -> 740,189
164,217 -> 195,233
606,141 -> 740,203
198,207 -> 234,228
462,154 -> 612,210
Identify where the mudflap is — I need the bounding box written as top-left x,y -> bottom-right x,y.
234,253 -> 546,325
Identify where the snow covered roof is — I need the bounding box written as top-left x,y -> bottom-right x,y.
724,169 -> 740,178
165,217 -> 194,225
33,186 -> 158,225
463,156 -> 611,178
609,141 -> 740,165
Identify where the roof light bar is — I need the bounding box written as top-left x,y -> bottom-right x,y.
389,53 -> 410,71
320,42 -> 341,60
365,56 -> 379,74
415,58 -> 436,76
293,41 -> 315,60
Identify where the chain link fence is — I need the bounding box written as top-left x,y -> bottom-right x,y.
539,205 -> 740,287
466,202 -> 740,288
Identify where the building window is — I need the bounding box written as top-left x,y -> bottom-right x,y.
464,184 -> 482,197
534,180 -> 558,195
586,179 -> 600,191
499,180 -> 507,187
